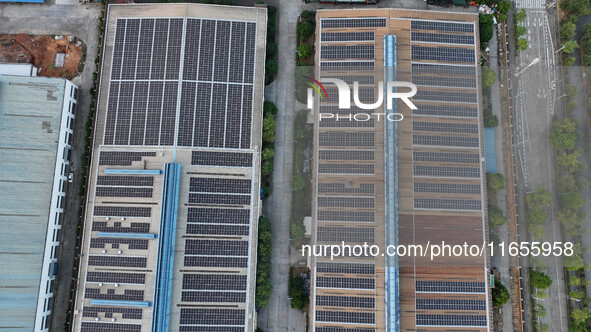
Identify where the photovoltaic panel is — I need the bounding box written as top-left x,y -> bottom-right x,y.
413,134 -> 479,148
413,121 -> 478,133
213,20 -> 231,82
181,274 -> 247,291
316,328 -> 376,332
416,280 -> 485,293
179,308 -> 245,325
81,322 -> 141,332
321,45 -> 374,59
416,298 -> 486,311
316,295 -> 375,309
321,18 -> 386,28
318,196 -> 374,208
184,256 -> 248,268
411,20 -> 474,33
316,261 -> 375,274
189,177 -> 251,193
319,132 -> 374,147
316,277 -> 375,290
416,314 -> 487,327
414,182 -> 481,194
187,207 -> 250,224
82,307 -> 143,319
414,197 -> 482,210
413,151 -> 479,163
413,104 -> 478,118
320,61 -> 374,71
414,90 -> 477,103
186,224 -> 249,236
411,31 -> 474,45
321,31 -> 375,42
96,176 -> 154,186
165,18 -> 183,80
317,210 -> 375,223
188,193 -> 250,205
412,63 -> 476,76
86,272 -> 146,284
412,75 -> 476,88
318,163 -> 374,174
413,165 -> 480,178
315,311 -> 375,324
411,45 -> 475,63
179,327 -> 243,332
95,186 -> 153,198
90,238 -> 149,250
88,256 -> 147,268
93,206 -> 151,217
98,151 -> 156,166
183,19 -> 201,80
85,288 -> 144,301
136,19 -> 155,80
191,150 -> 252,167
184,239 -> 249,256
92,221 -> 150,233
181,291 -> 246,303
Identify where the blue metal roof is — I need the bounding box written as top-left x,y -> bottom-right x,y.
0,75 -> 67,329
0,0 -> 43,3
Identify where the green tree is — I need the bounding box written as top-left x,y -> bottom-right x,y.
262,114 -> 277,143
257,232 -> 272,262
584,23 -> 591,37
484,109 -> 499,127
565,244 -> 585,271
259,216 -> 272,234
498,0 -> 513,13
517,38 -> 528,51
560,190 -> 587,210
297,44 -> 313,59
560,21 -> 576,40
530,270 -> 552,289
515,25 -> 528,37
515,9 -> 527,23
300,10 -> 316,20
584,54 -> 591,66
560,0 -> 591,17
290,220 -> 306,239
294,128 -> 309,141
263,100 -> 279,116
489,205 -> 507,227
526,187 -> 552,208
261,147 -> 274,161
558,208 -> 587,235
571,308 -> 591,325
528,223 -> 547,240
549,117 -> 579,150
557,149 -> 584,172
297,21 -> 314,37
492,281 -> 510,306
566,85 -> 579,98
526,207 -> 547,224
563,56 -> 576,66
479,14 -> 495,46
582,38 -> 591,53
255,276 -> 273,308
482,68 -> 497,90
567,100 -> 579,113
288,271 -> 308,310
563,40 -> 580,53
292,174 -> 307,191
266,42 -> 278,58
261,160 -> 273,176
266,58 -> 278,76
487,173 -> 505,193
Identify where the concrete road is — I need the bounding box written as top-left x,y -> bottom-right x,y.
0,2 -> 101,331
512,8 -> 569,332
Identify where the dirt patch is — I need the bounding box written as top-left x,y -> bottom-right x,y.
0,34 -> 84,79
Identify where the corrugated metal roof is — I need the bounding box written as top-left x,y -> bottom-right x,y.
0,75 -> 66,329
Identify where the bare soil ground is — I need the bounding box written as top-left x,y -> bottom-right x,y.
0,34 -> 84,79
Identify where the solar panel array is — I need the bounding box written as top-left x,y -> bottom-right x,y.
103,18 -> 257,149
79,8 -> 264,331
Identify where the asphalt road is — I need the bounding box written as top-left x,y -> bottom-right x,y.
512,7 -> 569,332
0,2 -> 101,331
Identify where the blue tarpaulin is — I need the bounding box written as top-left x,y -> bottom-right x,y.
484,127 -> 497,173
0,0 -> 44,3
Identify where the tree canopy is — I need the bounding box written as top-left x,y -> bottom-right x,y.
560,21 -> 576,40
492,281 -> 510,306
479,14 -> 494,46
489,205 -> 507,227
530,270 -> 553,289
297,21 -> 314,37
549,117 -> 579,150
482,68 -> 497,90
487,173 -> 505,193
